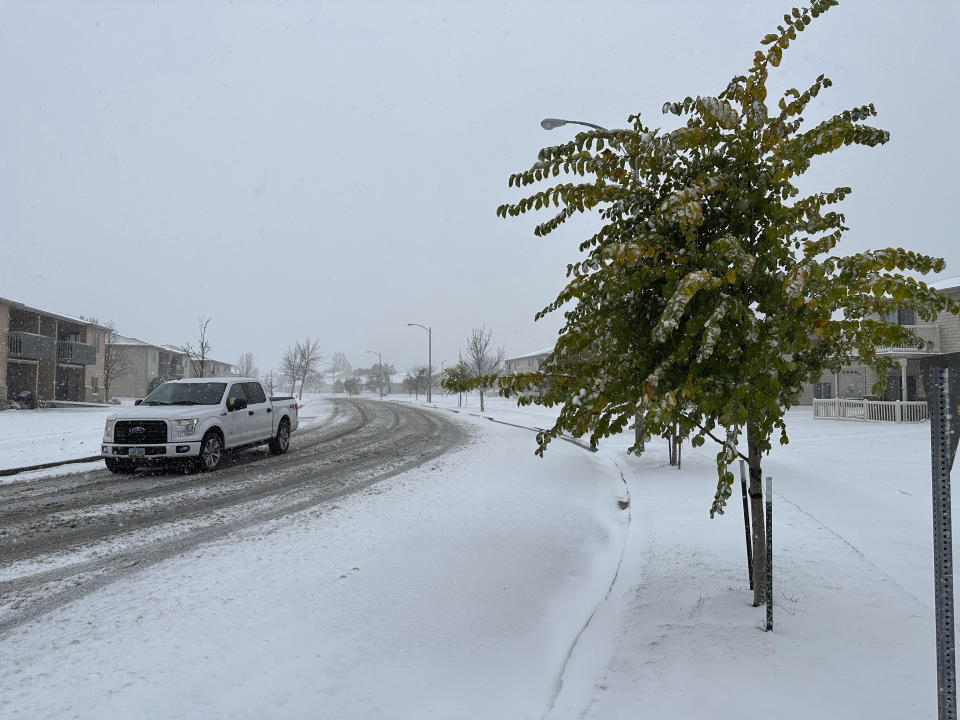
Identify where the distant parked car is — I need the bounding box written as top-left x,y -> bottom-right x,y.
101,377 -> 299,473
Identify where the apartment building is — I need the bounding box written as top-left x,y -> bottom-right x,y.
797,275 -> 960,403
503,347 -> 552,375
110,335 -> 234,399
0,296 -> 108,403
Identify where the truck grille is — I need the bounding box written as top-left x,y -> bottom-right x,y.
114,420 -> 168,444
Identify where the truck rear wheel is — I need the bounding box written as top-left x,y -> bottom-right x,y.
195,430 -> 224,472
269,419 -> 290,455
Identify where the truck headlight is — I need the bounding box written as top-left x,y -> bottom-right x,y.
175,418 -> 199,438
103,419 -> 114,441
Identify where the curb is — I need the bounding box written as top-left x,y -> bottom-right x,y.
0,456 -> 103,478
437,405 -> 597,453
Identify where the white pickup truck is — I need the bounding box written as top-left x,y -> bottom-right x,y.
101,377 -> 299,474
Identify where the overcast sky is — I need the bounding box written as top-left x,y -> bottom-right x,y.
2,0 -> 957,375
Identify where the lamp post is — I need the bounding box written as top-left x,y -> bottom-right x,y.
366,350 -> 383,399
406,323 -> 432,403
543,115 -> 641,450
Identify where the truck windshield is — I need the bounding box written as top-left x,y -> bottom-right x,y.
141,382 -> 227,406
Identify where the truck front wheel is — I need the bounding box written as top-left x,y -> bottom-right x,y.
269,419 -> 290,455
196,431 -> 224,472
105,457 -> 137,474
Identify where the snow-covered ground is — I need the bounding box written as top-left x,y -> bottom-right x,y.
0,392 -> 949,718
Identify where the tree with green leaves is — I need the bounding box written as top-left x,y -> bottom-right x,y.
441,359 -> 473,407
492,0 -> 957,605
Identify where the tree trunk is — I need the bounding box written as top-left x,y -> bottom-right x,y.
747,420 -> 767,606
480,390 -> 485,412
634,412 -> 645,454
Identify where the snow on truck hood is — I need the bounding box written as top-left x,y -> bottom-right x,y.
107,404 -> 223,421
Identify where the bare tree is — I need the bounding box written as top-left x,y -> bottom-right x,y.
463,326 -> 505,412
329,352 -> 351,391
264,369 -> 276,396
181,316 -> 213,378
101,321 -> 130,401
280,346 -> 299,395
237,352 -> 258,378
295,337 -> 324,400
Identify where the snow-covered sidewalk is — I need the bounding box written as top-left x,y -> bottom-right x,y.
0,395 -> 949,718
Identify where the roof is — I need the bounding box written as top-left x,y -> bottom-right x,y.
929,275 -> 960,291
114,338 -> 230,368
0,295 -> 110,329
505,347 -> 554,362
112,335 -> 188,355
112,334 -> 156,347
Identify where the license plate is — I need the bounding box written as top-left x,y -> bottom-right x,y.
128,448 -> 145,457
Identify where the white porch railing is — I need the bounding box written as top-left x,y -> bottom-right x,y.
813,398 -> 929,423
875,324 -> 941,354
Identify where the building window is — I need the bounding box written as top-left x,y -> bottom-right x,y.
882,308 -> 917,325
91,376 -> 99,392
813,383 -> 832,399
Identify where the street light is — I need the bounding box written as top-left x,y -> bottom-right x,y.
541,116 -> 639,183
543,115 -> 641,450
540,117 -> 606,132
406,323 -> 432,403
366,350 -> 383,399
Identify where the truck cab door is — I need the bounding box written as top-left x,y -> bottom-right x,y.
243,381 -> 273,442
223,382 -> 252,447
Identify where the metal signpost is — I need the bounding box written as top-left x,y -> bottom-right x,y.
918,355 -> 960,720
765,476 -> 773,632
931,366 -> 958,719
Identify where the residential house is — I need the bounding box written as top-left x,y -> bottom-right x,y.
0,296 -> 108,403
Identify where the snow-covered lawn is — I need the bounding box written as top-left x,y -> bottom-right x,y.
0,393 -> 949,718
0,405 -> 116,472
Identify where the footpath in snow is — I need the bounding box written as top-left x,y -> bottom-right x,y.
0,393 -> 950,718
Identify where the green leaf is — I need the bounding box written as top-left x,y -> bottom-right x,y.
769,45 -> 783,67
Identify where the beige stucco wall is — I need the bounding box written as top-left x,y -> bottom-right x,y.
109,346 -> 150,398
84,325 -> 107,402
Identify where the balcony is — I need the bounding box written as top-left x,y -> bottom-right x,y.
7,331 -> 56,360
56,340 -> 98,365
875,325 -> 941,355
